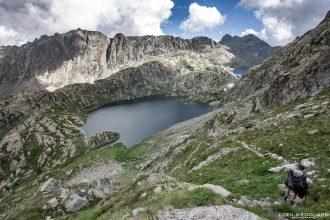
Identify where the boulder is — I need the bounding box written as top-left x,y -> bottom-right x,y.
202,184 -> 231,198
87,131 -> 120,150
132,207 -> 146,216
40,178 -> 59,193
64,195 -> 88,212
154,186 -> 162,195
157,205 -> 261,220
88,178 -> 119,199
188,183 -> 231,198
47,198 -> 59,209
60,188 -> 71,201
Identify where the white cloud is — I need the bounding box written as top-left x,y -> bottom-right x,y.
239,0 -> 330,46
240,28 -> 266,39
180,3 -> 226,32
0,0 -> 174,46
0,26 -> 18,45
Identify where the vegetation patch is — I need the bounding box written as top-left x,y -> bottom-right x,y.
170,188 -> 225,208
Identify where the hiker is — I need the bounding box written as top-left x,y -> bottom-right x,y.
283,164 -> 308,204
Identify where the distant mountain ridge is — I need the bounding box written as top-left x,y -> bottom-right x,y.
0,30 -> 278,100
0,9 -> 330,220
220,34 -> 280,67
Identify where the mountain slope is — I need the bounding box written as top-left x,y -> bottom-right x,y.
0,29 -> 109,97
0,31 -> 238,99
227,11 -> 330,109
0,30 -> 279,100
1,10 -> 329,220
220,34 -> 280,67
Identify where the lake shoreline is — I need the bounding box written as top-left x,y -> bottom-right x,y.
83,96 -> 211,147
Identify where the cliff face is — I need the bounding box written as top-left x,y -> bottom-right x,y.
220,34 -> 280,67
106,34 -> 220,69
227,12 -> 330,109
0,30 -> 279,100
0,29 -> 109,97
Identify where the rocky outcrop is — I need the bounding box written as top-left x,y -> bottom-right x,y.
107,34 -> 222,69
220,34 -> 279,67
40,178 -> 60,193
227,11 -> 330,109
174,70 -> 237,101
87,131 -> 119,150
188,183 -> 231,198
0,29 -> 109,97
47,198 -> 59,209
157,205 -> 261,220
64,195 -> 88,212
66,162 -> 122,186
38,173 -> 120,213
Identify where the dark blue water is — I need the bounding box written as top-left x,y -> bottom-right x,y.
233,67 -> 250,75
83,96 -> 211,147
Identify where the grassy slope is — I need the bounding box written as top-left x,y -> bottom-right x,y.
53,90 -> 329,220
2,86 -> 329,219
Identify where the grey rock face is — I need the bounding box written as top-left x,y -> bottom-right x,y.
40,178 -> 59,193
157,205 -> 261,220
47,198 -> 59,209
227,11 -> 330,109
220,34 -> 279,67
64,195 -> 88,212
87,131 -> 119,150
0,29 -> 109,98
106,34 -> 220,69
0,29 -> 245,100
66,162 -> 122,186
174,70 -> 237,101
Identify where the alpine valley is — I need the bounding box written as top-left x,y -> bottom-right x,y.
0,9 -> 329,220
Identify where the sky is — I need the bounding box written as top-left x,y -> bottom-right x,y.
0,0 -> 330,46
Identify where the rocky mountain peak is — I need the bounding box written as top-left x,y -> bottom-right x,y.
113,33 -> 126,39
191,36 -> 219,49
220,33 -> 279,67
0,27 -> 278,100
220,34 -> 233,42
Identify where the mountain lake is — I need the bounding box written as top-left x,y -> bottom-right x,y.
83,96 -> 212,147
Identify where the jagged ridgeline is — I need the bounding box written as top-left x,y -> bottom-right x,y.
220,34 -> 280,67
0,30 -> 235,98
0,10 -> 329,220
0,26 -> 278,99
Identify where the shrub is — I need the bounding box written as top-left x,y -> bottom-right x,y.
171,188 -> 222,208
